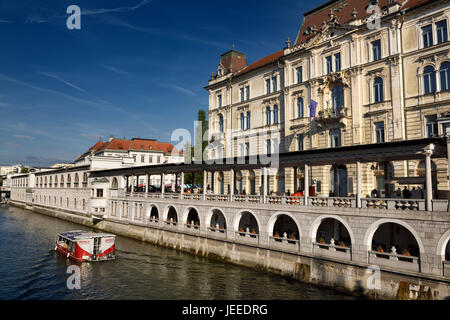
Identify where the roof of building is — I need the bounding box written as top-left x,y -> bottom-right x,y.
93,138 -> 181,155
225,0 -> 436,80
295,0 -> 435,45
234,50 -> 285,77
220,50 -> 248,74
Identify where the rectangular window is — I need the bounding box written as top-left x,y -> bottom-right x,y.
298,134 -> 304,151
330,129 -> 341,147
436,20 -> 448,44
297,67 -> 303,84
266,139 -> 271,154
149,156 -> 153,163
96,189 -> 103,198
266,79 -> 271,94
326,56 -> 333,74
245,142 -> 250,156
240,87 -> 244,102
141,155 -> 145,163
426,115 -> 438,137
272,76 -> 277,92
133,155 -> 136,163
246,86 -> 250,100
334,53 -> 341,71
372,39 -> 381,61
246,111 -> 251,130
422,25 -> 433,48
375,122 -> 385,143
157,156 -> 161,163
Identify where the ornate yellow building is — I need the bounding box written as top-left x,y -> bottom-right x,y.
205,0 -> 450,199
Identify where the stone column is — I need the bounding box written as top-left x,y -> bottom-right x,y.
180,172 -> 184,200
130,175 -> 134,196
304,164 -> 309,206
203,170 -> 207,200
230,168 -> 235,201
146,174 -> 149,195
356,161 -> 362,208
293,166 -> 298,193
425,145 -> 434,211
263,168 -> 268,203
161,173 -> 165,198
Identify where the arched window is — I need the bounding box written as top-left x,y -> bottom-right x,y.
297,97 -> 304,118
423,66 -> 436,94
331,86 -> 344,115
373,77 -> 384,103
218,114 -> 224,133
273,105 -> 279,124
266,106 -> 271,125
440,62 -> 450,91
240,113 -> 245,130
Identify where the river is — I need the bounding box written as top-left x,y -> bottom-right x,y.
0,205 -> 355,300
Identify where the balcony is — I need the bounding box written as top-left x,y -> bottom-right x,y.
368,250 -> 420,273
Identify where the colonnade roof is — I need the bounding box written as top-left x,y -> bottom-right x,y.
89,138 -> 447,177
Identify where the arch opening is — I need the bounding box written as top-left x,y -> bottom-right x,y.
186,208 -> 200,228
371,223 -> 420,258
273,214 -> 299,242
167,206 -> 178,224
238,211 -> 259,236
316,218 -> 351,248
210,209 -> 226,231
149,206 -> 159,222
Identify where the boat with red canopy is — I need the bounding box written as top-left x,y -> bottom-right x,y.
55,230 -> 116,262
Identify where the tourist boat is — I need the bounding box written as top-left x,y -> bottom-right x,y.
55,230 -> 116,262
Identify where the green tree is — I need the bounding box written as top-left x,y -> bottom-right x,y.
20,167 -> 29,174
184,109 -> 209,188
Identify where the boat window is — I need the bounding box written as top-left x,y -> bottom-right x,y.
68,241 -> 75,252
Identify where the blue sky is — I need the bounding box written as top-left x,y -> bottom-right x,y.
0,0 -> 323,166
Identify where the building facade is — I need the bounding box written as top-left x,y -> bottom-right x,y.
205,0 -> 450,199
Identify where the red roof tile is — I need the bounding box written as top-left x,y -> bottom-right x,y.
235,50 -> 285,77
89,140 -> 105,152
94,138 -> 181,155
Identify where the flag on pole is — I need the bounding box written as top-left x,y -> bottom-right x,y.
309,100 -> 318,118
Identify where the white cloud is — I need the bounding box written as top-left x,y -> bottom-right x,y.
103,65 -> 130,75
40,72 -> 86,93
81,0 -> 153,16
4,142 -> 20,147
14,135 -> 34,140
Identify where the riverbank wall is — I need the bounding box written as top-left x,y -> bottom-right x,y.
8,200 -> 450,300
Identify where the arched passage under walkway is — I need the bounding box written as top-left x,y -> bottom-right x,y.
186,207 -> 200,228
209,209 -> 227,231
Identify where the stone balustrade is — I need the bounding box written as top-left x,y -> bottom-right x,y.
368,250 -> 420,272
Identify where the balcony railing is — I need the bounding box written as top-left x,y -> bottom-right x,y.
270,236 -> 300,251
313,242 -> 352,260
368,250 -> 420,272
111,192 -> 448,212
443,260 -> 450,277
